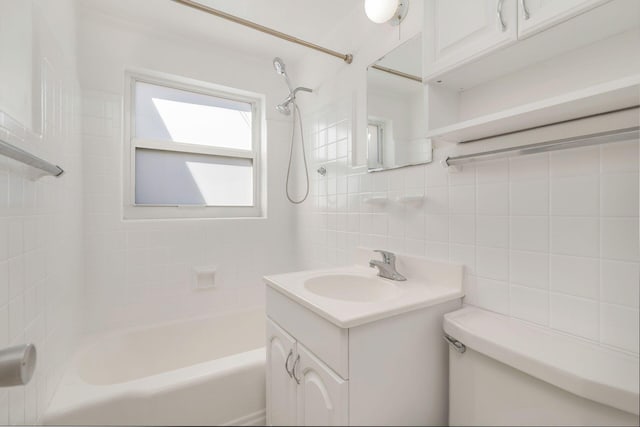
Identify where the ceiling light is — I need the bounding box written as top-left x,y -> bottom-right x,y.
364,0 -> 409,26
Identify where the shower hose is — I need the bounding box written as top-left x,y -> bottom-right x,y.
285,101 -> 310,204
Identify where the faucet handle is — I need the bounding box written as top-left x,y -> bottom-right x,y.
373,249 -> 395,265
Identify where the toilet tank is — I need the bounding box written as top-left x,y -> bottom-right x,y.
443,307 -> 640,426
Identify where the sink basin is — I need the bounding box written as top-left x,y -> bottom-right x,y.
304,274 -> 402,302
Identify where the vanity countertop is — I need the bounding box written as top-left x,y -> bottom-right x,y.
264,249 -> 464,328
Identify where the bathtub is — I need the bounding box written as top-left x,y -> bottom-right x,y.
43,308 -> 266,426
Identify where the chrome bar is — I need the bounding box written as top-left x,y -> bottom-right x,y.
443,334 -> 466,354
171,0 -> 354,64
0,344 -> 36,387
520,0 -> 531,20
371,64 -> 422,83
443,127 -> 639,168
497,0 -> 506,32
0,137 -> 64,177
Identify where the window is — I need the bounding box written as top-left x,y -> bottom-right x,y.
124,71 -> 264,219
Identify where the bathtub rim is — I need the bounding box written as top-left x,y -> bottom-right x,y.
43,307 -> 267,425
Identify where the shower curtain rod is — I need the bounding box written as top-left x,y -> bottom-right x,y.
171,0 -> 354,64
371,64 -> 422,83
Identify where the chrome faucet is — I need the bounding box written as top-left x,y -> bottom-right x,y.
369,250 -> 406,281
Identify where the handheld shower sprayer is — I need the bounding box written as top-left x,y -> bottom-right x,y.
273,57 -> 293,92
273,57 -> 313,204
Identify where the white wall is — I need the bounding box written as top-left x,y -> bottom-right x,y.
0,0 -> 83,423
295,8 -> 640,356
77,8 -> 299,333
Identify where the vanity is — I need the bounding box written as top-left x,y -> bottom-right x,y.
264,249 -> 464,426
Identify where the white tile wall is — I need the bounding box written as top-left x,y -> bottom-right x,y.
299,98 -> 640,355
77,13 -> 299,333
0,1 -> 83,423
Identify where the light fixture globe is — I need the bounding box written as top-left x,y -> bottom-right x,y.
364,0 -> 409,26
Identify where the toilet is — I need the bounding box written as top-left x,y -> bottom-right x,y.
443,307 -> 640,426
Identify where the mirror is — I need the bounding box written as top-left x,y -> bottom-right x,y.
0,1 -> 34,131
366,34 -> 431,172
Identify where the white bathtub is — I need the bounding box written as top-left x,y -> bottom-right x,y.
43,308 -> 266,426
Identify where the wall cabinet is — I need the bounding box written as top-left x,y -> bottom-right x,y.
425,0 -> 518,78
266,287 -> 461,426
425,0 -> 614,80
517,0 -> 610,38
423,0 -> 639,142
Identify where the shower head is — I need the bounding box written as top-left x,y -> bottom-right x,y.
275,103 -> 291,115
275,93 -> 293,115
273,57 -> 286,76
273,57 -> 293,92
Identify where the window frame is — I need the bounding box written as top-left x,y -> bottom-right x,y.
123,69 -> 265,220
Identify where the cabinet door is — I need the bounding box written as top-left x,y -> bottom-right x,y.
517,0 -> 610,38
295,344 -> 348,426
266,318 -> 297,426
426,0 -> 517,77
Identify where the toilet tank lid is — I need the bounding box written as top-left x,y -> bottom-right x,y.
444,307 -> 640,416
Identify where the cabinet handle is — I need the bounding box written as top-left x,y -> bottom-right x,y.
292,355 -> 301,384
497,0 -> 506,32
520,0 -> 530,20
284,349 -> 294,378
443,334 -> 467,354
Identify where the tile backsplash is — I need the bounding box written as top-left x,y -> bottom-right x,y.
298,100 -> 639,355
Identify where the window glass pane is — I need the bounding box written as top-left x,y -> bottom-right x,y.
135,148 -> 253,206
135,82 -> 252,150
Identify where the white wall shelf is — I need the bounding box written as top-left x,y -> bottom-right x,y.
425,75 -> 640,143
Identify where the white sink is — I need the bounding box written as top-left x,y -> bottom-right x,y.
264,248 -> 464,328
304,274 -> 403,302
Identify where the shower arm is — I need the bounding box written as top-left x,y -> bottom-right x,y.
292,87 -> 312,97
279,87 -> 313,107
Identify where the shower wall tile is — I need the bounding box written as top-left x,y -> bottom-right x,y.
510,180 -> 548,215
299,96 -> 640,355
0,1 -> 83,423
550,293 -> 599,341
511,216 -> 549,252
600,303 -> 639,353
600,172 -> 639,216
510,284 -> 549,326
600,260 -> 639,308
475,215 -> 508,248
550,216 -> 599,257
549,255 -> 599,300
78,15 -> 299,334
600,218 -> 639,261
550,175 -> 599,216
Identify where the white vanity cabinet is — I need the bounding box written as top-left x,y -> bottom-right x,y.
266,320 -> 297,426
425,0 -> 518,76
265,283 -> 462,426
517,0 -> 610,38
266,318 -> 348,426
294,343 -> 349,426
